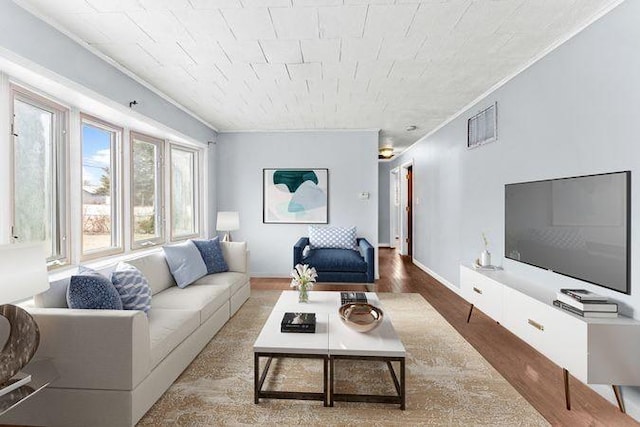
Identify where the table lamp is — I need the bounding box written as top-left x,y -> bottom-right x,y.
216,211 -> 240,242
0,243 -> 49,391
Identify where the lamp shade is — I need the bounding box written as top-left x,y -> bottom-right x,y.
0,243 -> 49,304
216,211 -> 240,231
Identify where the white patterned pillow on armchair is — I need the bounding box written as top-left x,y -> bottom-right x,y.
308,226 -> 358,250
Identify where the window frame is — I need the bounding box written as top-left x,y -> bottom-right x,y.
169,143 -> 201,242
130,131 -> 166,250
10,85 -> 69,267
79,113 -> 124,260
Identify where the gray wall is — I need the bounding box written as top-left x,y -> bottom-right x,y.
388,0 -> 640,416
216,130 -> 379,277
0,0 -> 216,143
378,161 -> 393,245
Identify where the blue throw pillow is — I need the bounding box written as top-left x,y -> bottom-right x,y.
192,237 -> 229,274
163,240 -> 208,288
67,267 -> 123,310
309,226 -> 358,250
111,263 -> 152,313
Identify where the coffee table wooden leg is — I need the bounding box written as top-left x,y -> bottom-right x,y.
329,356 -> 334,407
400,357 -> 406,410
386,361 -> 401,396
254,353 -> 259,404
324,356 -> 329,407
255,354 -> 275,404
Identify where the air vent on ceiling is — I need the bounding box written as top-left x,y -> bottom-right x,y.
467,102 -> 497,149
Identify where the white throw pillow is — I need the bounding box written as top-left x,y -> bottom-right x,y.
163,241 -> 208,288
308,226 -> 358,250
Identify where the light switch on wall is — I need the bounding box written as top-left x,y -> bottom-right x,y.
359,192 -> 370,200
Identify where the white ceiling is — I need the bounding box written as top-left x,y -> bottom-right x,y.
16,0 -> 616,152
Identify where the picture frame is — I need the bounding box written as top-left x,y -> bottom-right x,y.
263,168 -> 329,224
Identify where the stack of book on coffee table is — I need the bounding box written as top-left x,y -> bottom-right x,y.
553,289 -> 618,318
281,312 -> 316,333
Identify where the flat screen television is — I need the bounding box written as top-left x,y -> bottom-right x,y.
505,171 -> 630,294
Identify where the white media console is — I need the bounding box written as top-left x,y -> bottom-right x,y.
460,264 -> 640,412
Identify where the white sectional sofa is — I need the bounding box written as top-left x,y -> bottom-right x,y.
2,241 -> 250,427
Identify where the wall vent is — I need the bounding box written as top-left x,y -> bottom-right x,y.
467,102 -> 497,149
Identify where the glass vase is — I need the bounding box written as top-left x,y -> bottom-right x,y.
298,285 -> 309,303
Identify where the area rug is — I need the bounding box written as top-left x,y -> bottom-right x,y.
138,291 -> 549,426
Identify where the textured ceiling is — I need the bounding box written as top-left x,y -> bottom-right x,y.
16,0 -> 615,152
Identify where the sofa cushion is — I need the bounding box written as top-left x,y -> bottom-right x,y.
303,248 -> 367,273
308,226 -> 358,250
163,241 -> 208,288
151,283 -> 230,324
221,241 -> 248,273
35,276 -> 71,308
111,263 -> 152,313
192,271 -> 248,296
147,308 -> 199,369
67,269 -> 123,310
127,252 -> 176,296
192,237 -> 229,274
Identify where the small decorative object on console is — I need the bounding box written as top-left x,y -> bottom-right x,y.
290,263 -> 317,303
338,303 -> 383,333
479,232 -> 491,267
281,312 -> 316,333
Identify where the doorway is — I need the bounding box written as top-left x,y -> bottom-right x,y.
398,161 -> 413,258
406,165 -> 413,258
390,168 -> 400,249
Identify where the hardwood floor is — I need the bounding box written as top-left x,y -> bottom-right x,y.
253,248 -> 639,426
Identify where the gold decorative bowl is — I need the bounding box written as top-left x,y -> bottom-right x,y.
338,303 -> 384,333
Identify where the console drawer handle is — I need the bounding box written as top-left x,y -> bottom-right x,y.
473,287 -> 482,294
528,319 -> 544,331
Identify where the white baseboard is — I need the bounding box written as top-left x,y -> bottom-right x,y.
378,243 -> 391,248
412,259 -> 462,296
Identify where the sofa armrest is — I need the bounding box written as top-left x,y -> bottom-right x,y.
26,308 -> 150,390
221,241 -> 248,273
357,238 -> 375,283
293,237 -> 309,267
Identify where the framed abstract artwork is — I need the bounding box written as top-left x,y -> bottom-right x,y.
263,168 -> 328,224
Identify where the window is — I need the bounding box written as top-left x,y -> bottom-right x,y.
81,115 -> 122,257
170,145 -> 199,240
131,132 -> 165,248
11,87 -> 68,264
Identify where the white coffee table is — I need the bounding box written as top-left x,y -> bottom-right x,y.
253,291 -> 406,409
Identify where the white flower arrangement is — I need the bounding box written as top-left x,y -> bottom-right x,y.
290,263 -> 318,290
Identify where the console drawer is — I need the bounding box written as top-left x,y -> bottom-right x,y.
503,287 -> 587,381
461,266 -> 503,322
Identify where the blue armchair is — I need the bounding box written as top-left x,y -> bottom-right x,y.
293,237 -> 374,283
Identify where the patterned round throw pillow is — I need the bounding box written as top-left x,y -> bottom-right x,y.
111,262 -> 152,313
67,267 -> 123,310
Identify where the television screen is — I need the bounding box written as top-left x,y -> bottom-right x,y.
505,171 -> 630,294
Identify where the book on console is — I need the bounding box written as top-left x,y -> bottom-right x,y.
560,288 -> 608,303
281,312 -> 316,333
553,300 -> 618,318
556,293 -> 617,312
341,292 -> 368,305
